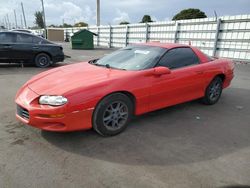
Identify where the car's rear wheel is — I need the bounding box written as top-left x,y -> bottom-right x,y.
35,53 -> 51,68
93,93 -> 133,136
202,76 -> 223,105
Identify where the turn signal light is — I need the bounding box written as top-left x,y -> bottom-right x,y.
38,114 -> 64,118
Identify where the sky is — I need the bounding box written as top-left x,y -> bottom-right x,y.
0,0 -> 250,27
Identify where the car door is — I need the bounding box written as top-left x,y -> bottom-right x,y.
0,32 -> 15,62
149,47 -> 206,111
12,33 -> 37,63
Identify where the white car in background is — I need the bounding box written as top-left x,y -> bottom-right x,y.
11,29 -> 44,37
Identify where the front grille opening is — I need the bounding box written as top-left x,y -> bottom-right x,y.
17,105 -> 30,120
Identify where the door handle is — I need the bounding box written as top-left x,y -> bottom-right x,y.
33,46 -> 39,49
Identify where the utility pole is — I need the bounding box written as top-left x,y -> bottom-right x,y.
14,10 -> 18,28
96,0 -> 100,26
214,10 -> 218,21
0,19 -> 2,28
1,19 -> 5,29
6,14 -> 10,30
4,17 -> 8,29
21,2 -> 27,28
41,0 -> 47,38
20,14 -> 23,28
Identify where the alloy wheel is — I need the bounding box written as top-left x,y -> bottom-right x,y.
102,101 -> 129,131
209,80 -> 222,101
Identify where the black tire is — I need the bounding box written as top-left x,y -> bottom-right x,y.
202,76 -> 223,105
93,93 -> 133,136
35,53 -> 51,68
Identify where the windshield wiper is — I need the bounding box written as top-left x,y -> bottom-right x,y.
88,59 -> 98,64
93,63 -> 126,70
93,63 -> 110,68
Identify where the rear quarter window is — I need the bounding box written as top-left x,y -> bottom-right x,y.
16,34 -> 33,43
41,39 -> 52,44
33,36 -> 43,44
157,47 -> 200,69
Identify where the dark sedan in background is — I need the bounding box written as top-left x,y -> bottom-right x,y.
0,31 -> 64,67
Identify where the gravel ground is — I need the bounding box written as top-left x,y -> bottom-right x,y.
0,43 -> 249,188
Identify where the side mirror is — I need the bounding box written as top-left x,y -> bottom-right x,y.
153,66 -> 171,75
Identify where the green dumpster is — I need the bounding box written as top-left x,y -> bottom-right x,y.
71,29 -> 98,49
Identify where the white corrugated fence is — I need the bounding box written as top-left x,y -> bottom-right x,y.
36,14 -> 250,62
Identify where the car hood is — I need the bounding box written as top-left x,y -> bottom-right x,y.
28,62 -> 132,95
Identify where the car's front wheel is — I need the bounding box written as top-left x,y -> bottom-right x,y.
202,76 -> 223,105
35,53 -> 51,68
93,93 -> 133,136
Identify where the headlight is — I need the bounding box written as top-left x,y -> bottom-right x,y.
39,96 -> 68,106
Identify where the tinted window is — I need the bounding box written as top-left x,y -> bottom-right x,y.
33,36 -> 43,44
0,33 -> 15,43
157,48 -> 200,69
16,34 -> 33,43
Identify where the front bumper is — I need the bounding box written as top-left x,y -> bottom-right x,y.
15,87 -> 93,132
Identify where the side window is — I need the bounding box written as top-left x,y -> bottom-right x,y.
157,48 -> 200,69
41,39 -> 50,44
0,33 -> 15,43
33,36 -> 43,44
16,34 -> 33,43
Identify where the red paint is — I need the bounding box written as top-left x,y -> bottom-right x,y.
15,43 -> 234,132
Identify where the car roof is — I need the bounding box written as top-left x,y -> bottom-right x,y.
0,31 -> 44,39
12,29 -> 32,33
135,42 -> 210,63
135,42 -> 189,49
0,31 -> 35,36
12,29 -> 31,31
7,30 -> 35,36
0,31 -> 55,45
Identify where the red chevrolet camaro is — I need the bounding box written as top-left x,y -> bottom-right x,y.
15,43 -> 234,136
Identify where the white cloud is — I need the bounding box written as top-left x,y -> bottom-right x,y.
44,1 -> 94,25
112,9 -> 130,24
0,7 -> 11,26
0,0 -> 249,27
60,2 -> 84,21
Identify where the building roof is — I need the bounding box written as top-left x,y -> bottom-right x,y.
74,29 -> 98,36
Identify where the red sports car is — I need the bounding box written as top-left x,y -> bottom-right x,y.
15,43 -> 234,136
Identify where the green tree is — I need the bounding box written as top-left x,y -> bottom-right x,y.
60,23 -> 73,28
34,11 -> 44,28
120,21 -> 130,25
48,24 -> 56,28
140,15 -> 153,23
74,21 -> 88,27
172,8 -> 207,20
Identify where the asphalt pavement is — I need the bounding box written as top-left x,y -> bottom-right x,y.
0,43 -> 249,188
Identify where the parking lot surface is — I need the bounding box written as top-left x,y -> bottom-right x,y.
0,43 -> 250,188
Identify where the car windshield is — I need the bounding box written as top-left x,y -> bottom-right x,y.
90,45 -> 167,70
